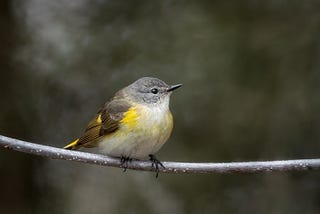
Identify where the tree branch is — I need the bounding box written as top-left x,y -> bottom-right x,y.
1,135 -> 320,174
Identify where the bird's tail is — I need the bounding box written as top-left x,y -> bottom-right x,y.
64,139 -> 80,150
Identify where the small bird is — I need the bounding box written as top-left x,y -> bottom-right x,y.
64,77 -> 182,176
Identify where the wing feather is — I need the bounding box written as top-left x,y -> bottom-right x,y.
64,98 -> 131,149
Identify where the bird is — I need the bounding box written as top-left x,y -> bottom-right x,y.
64,77 -> 182,176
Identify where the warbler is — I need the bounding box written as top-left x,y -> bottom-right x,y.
64,77 -> 182,175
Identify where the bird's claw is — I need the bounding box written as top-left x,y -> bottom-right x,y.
120,156 -> 132,172
149,154 -> 165,178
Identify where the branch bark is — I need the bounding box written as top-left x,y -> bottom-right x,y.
1,135 -> 320,174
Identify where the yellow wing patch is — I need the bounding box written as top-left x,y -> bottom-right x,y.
120,107 -> 138,129
97,114 -> 102,123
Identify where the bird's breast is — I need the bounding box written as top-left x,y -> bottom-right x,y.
129,104 -> 173,139
99,103 -> 174,159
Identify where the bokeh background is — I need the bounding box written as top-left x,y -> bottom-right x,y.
1,0 -> 320,213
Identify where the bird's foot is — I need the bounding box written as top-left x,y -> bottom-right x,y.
149,154 -> 165,178
120,156 -> 132,172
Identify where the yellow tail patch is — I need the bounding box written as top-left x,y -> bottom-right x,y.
64,138 -> 79,149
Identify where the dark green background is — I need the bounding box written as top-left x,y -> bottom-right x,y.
1,1 -> 320,213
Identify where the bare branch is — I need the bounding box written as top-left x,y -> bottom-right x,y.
1,135 -> 320,174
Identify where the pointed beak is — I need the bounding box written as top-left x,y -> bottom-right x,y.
167,84 -> 182,92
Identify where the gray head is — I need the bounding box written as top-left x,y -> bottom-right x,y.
121,77 -> 182,106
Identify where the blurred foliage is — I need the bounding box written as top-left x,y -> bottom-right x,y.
1,0 -> 320,213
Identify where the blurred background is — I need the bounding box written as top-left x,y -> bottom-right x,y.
1,0 -> 320,213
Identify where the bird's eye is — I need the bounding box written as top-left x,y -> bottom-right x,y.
151,88 -> 159,94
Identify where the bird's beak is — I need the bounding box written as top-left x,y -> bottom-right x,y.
167,84 -> 183,92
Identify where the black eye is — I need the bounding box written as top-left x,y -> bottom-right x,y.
151,88 -> 159,94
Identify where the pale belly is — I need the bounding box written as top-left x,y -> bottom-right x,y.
98,107 -> 173,159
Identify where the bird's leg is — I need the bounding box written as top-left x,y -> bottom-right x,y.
149,154 -> 165,178
120,156 -> 132,172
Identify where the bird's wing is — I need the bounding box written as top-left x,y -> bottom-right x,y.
64,99 -> 132,149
